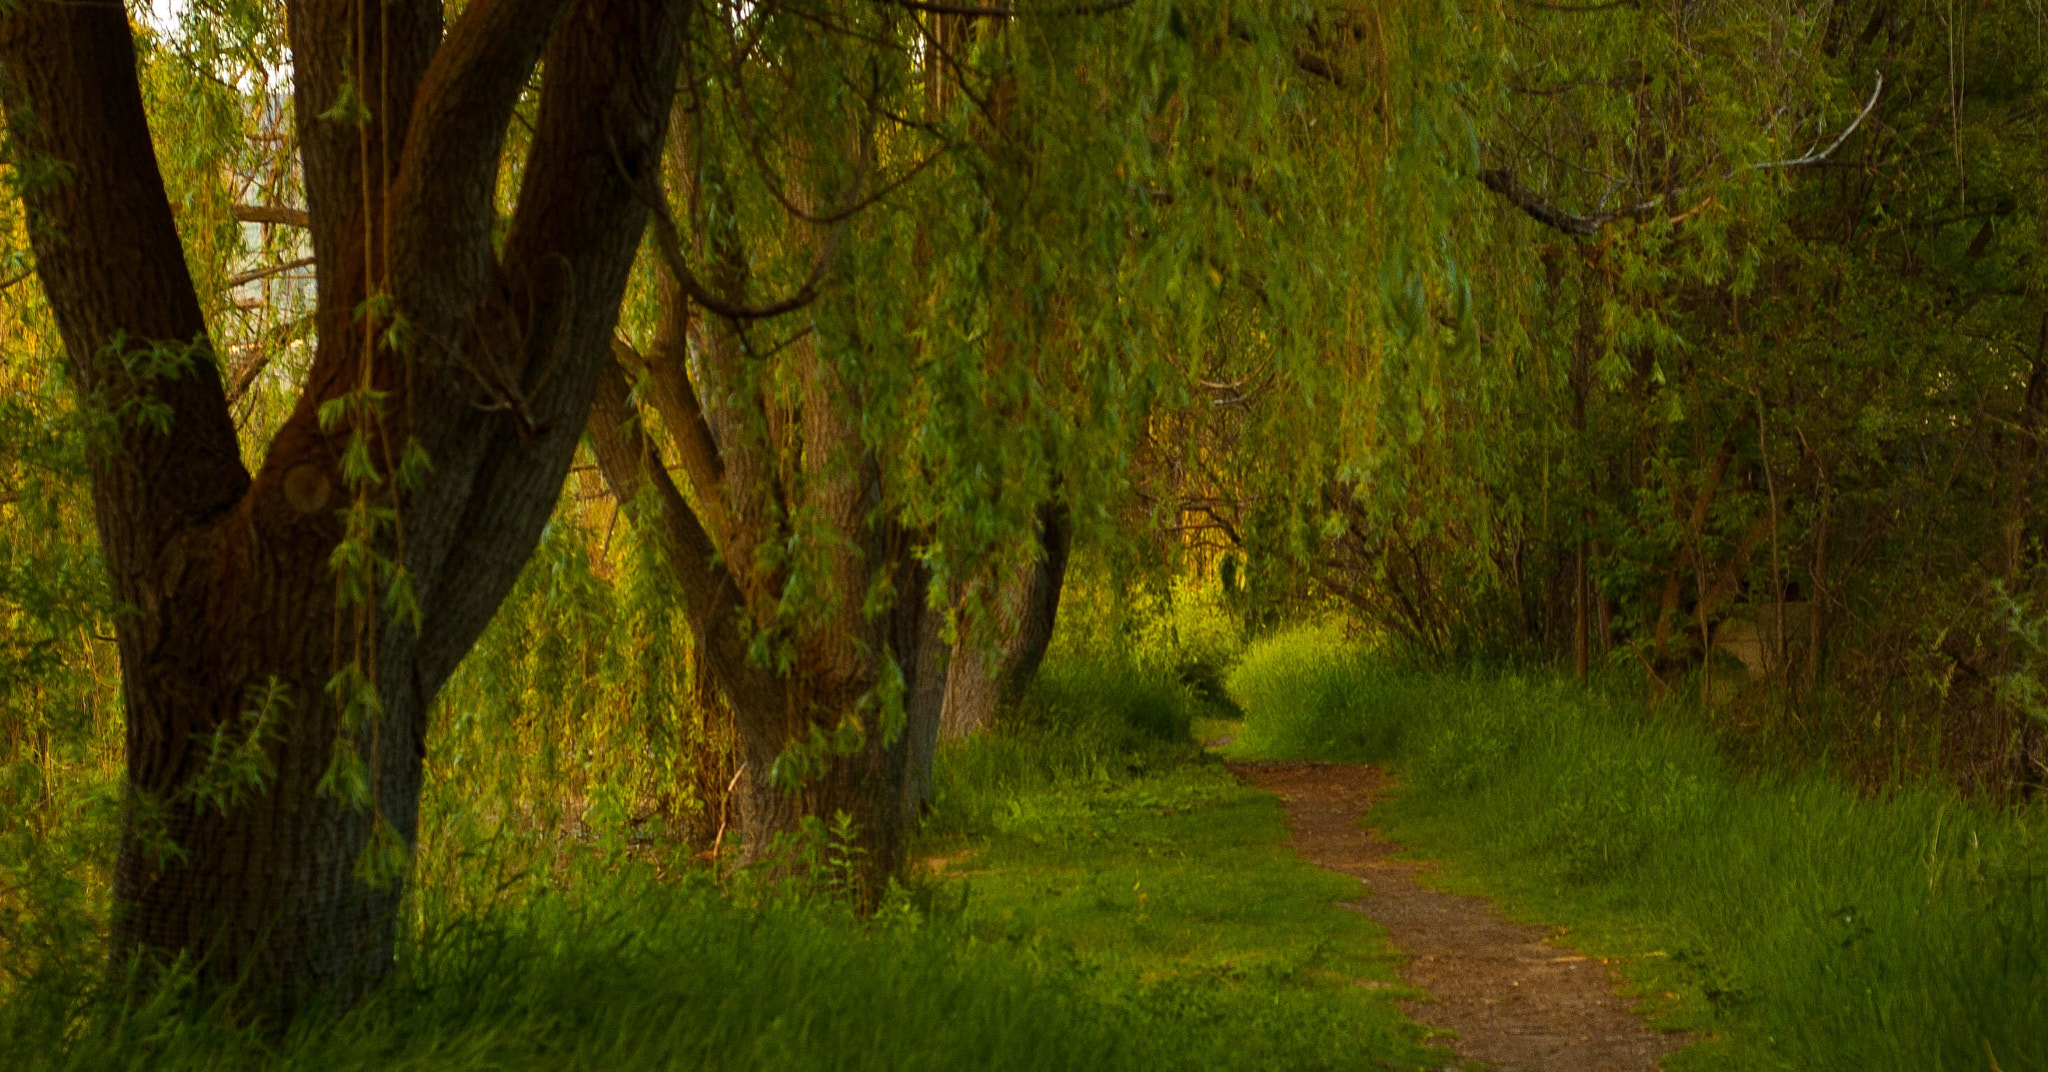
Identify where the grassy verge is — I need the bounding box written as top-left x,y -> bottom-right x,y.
1225,627 -> 2048,1072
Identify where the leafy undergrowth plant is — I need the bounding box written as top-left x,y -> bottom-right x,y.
1227,626 -> 2048,1072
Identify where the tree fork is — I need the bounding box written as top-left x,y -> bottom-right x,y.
1,0 -> 686,1017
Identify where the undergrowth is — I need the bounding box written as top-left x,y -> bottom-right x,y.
1226,626 -> 2048,1072
3,641 -> 1451,1070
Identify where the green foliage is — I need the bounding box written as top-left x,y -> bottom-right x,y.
927,656 -> 1205,837
1222,622 -> 1401,761
427,489 -> 731,855
0,862 -> 1163,1072
1229,628 -> 2048,1071
1311,0 -> 2048,791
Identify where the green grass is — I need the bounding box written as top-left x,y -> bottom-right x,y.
921,759 -> 1449,1071
1,654 -> 1449,1071
917,652 -> 1450,1071
1226,627 -> 2048,1072
6,860 -> 1198,1072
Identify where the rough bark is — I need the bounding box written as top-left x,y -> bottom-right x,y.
0,0 -> 684,1017
586,354 -> 945,890
937,501 -> 1071,740
1001,501 -> 1072,704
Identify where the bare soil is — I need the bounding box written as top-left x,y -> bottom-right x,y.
1229,761 -> 1690,1072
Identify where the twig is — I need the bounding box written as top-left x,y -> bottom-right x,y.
1481,72 -> 1884,237
1478,169 -> 1664,236
710,762 -> 747,864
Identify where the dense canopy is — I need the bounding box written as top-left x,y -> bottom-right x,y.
0,0 -> 2043,1063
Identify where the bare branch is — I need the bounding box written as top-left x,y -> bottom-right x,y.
1478,169 -> 1663,236
1755,72 -> 1885,171
646,189 -> 836,321
1480,72 -> 1883,237
226,257 -> 314,288
231,204 -> 309,227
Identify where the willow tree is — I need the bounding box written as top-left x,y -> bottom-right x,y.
0,0 -> 685,1014
580,0 -> 1395,881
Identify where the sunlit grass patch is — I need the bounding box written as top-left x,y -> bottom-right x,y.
923,755 -> 1450,1072
1227,627 -> 2048,1072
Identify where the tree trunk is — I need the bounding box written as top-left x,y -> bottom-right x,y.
1,0 -> 683,1017
586,355 -> 943,891
938,501 -> 1072,740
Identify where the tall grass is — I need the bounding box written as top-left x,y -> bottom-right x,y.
6,646 -> 1410,1072
1,857 -> 1180,1072
1227,627 -> 2048,1072
927,657 -> 1201,835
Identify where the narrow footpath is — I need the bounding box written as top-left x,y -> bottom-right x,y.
1228,762 -> 1690,1072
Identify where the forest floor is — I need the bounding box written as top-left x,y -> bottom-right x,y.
1228,760 -> 1690,1072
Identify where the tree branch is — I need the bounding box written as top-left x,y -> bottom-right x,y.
0,1 -> 251,556
1480,72 -> 1883,237
610,335 -> 730,540
231,204 -> 310,228
1478,168 -> 1665,236
1754,72 -> 1884,171
586,352 -> 785,729
645,181 -> 835,321
227,257 -> 314,288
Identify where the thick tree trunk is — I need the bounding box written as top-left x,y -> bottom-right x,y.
1,0 -> 683,1017
1000,502 -> 1071,706
938,502 -> 1072,740
587,349 -> 949,894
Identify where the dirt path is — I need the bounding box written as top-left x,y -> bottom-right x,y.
1229,761 -> 1689,1072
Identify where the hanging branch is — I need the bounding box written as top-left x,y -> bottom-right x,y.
643,182 -> 840,322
